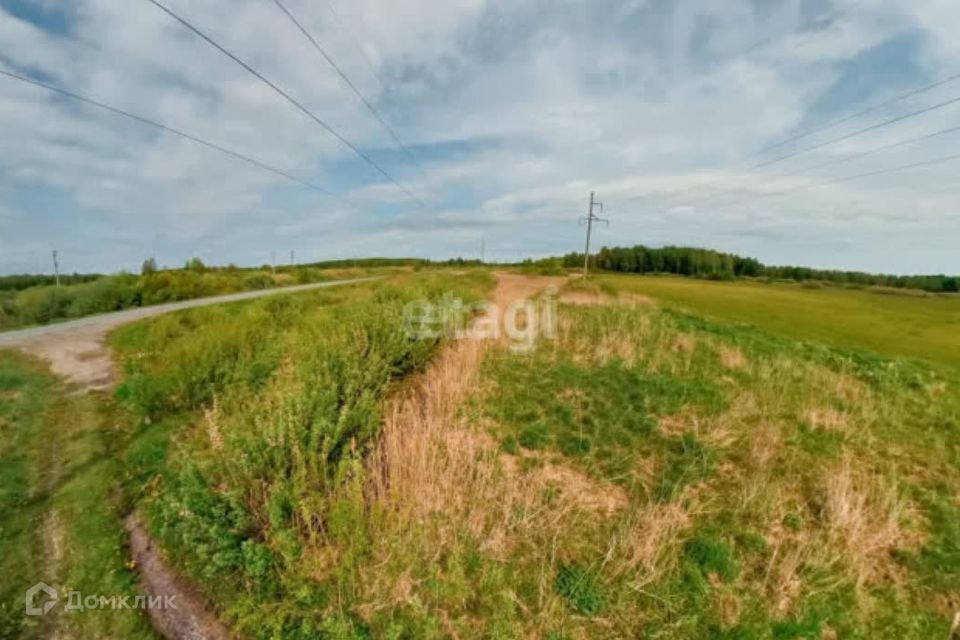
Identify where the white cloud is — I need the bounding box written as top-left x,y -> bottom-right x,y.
0,0 -> 958,274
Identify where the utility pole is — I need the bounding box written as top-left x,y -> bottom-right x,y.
52,250 -> 61,287
271,250 -> 276,273
480,237 -> 485,263
579,192 -> 608,278
290,250 -> 295,267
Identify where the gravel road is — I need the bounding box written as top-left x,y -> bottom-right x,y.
0,277 -> 379,389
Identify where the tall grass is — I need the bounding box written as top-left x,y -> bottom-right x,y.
112,271 -> 492,637
108,270 -> 959,638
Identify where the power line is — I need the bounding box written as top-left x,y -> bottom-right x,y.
771,122 -> 960,181
687,122 -> 960,213
143,0 -> 425,208
667,88 -> 960,213
759,70 -> 960,155
629,2 -> 870,210
713,150 -> 960,212
270,0 -> 426,178
320,0 -> 385,94
751,92 -> 960,170
0,68 -> 337,196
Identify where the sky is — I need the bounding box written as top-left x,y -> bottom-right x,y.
0,0 -> 958,275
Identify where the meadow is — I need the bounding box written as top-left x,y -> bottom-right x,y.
0,268 -> 958,639
598,274 -> 960,370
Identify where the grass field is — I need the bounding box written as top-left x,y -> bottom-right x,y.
598,274 -> 960,371
326,276 -> 957,638
1,268 -> 958,639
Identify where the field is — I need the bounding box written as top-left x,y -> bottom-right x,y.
599,274 -> 960,370
1,269 -> 958,639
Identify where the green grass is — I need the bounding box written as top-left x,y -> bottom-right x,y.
107,270 -> 494,639
599,273 -> 960,370
0,352 -> 56,638
467,294 -> 960,637
0,351 -> 155,639
4,268 -> 957,639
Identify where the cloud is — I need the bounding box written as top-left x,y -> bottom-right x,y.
0,0 -> 958,275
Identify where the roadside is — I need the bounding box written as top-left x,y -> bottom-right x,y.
0,277 -> 379,389
0,352 -> 155,638
0,277 -> 378,639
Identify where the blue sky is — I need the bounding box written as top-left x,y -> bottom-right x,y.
0,0 -> 958,275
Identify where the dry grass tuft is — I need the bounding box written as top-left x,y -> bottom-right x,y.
606,501 -> 691,585
822,460 -> 912,591
533,462 -> 628,514
204,396 -> 223,451
718,345 -> 748,370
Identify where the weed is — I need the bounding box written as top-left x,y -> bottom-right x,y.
555,564 -> 606,615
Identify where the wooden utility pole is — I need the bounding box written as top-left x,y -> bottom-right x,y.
580,192 -> 607,278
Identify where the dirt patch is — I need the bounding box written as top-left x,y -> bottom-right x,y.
491,272 -> 566,307
17,331 -> 116,391
126,515 -> 233,640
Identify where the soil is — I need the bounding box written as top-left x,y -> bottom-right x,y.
126,515 -> 233,640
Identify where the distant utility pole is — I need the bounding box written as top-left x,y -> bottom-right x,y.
579,191 -> 608,278
271,250 -> 276,273
290,250 -> 295,267
480,237 -> 485,263
52,250 -> 61,287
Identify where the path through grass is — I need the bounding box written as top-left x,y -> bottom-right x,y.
0,351 -> 155,638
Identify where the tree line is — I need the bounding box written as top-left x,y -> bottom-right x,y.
560,245 -> 959,293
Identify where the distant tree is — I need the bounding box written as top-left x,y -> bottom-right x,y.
141,257 -> 158,275
185,257 -> 206,273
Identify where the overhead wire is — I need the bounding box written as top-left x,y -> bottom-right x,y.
703,150 -> 960,213
0,67 -> 338,197
759,70 -> 960,155
270,0 -> 426,178
143,0 -> 425,208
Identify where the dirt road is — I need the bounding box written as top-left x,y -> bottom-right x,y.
0,277 -> 378,390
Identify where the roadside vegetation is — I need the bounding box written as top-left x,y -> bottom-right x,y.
0,257 -> 497,332
107,271 -> 493,638
0,259 -> 392,332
